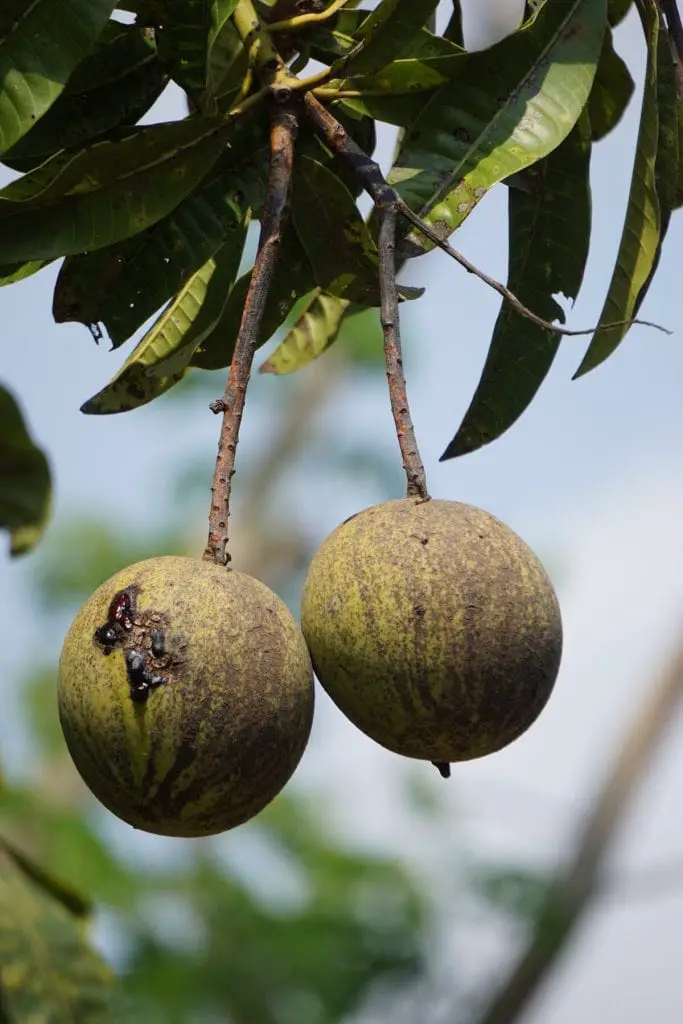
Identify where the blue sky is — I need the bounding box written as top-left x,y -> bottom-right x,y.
2,2 -> 683,1020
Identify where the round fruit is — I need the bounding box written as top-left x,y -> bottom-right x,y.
300,498 -> 562,768
58,556 -> 314,837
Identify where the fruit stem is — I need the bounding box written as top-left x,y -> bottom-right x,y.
303,93 -> 429,500
203,102 -> 298,566
376,197 -> 429,499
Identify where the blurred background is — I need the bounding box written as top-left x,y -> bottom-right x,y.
2,1 -> 683,1021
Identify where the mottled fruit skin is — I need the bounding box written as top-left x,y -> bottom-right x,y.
300,499 -> 562,766
58,556 -> 314,837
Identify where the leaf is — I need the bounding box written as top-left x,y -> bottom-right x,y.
344,0 -> 441,76
442,114 -> 592,460
0,117 -> 229,261
609,0 -> 633,24
81,217 -> 248,414
0,0 -> 117,155
205,1 -> 241,110
587,27 -> 635,141
2,22 -> 166,170
444,1 -> 464,48
336,53 -> 465,98
291,156 -> 381,303
0,259 -> 50,286
156,0 -> 238,109
632,10 -> 680,312
191,223 -> 315,371
53,153 -> 261,347
574,0 -> 661,377
0,838 -> 91,919
388,0 -> 607,257
0,384 -> 51,556
259,290 -> 351,374
0,847 -> 122,1022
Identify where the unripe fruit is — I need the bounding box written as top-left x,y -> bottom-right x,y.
58,556 -> 314,837
300,498 -> 561,769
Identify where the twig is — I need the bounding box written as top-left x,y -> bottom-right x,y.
267,0 -> 352,33
472,634 -> 683,1024
659,0 -> 683,101
203,102 -> 297,566
303,94 -> 670,341
376,196 -> 429,500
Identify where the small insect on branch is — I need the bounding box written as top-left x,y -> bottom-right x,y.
203,101 -> 298,567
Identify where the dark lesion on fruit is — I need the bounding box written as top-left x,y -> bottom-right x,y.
93,588 -> 177,705
93,587 -> 139,655
125,647 -> 167,704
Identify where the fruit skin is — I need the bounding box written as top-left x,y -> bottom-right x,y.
58,556 -> 314,838
300,498 -> 562,766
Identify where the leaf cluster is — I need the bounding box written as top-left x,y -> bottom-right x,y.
0,1 -> 680,545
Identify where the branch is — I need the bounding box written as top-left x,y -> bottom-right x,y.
267,0 -> 352,33
303,93 -> 670,341
376,196 -> 430,500
203,102 -> 297,566
472,634 -> 683,1024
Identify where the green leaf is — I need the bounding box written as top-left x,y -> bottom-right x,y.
259,290 -> 351,374
291,156 -> 381,303
156,0 -> 238,108
0,0 -> 117,154
442,114 -> 592,460
444,1 -> 464,48
587,27 -> 635,140
0,384 -> 51,556
574,0 -> 661,377
336,53 -> 464,98
81,217 -> 248,414
0,838 -> 91,919
388,0 -> 607,257
633,10 -> 680,312
191,223 -> 315,371
344,0 -> 441,76
53,154 -> 261,347
205,1 -> 241,110
609,0 -> 633,24
0,259 -> 50,286
2,22 -> 166,170
0,847 -> 122,1022
0,117 -> 229,261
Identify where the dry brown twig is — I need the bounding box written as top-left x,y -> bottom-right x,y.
203,100 -> 298,566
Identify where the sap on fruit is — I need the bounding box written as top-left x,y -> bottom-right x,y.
58,556 -> 314,838
300,498 -> 562,771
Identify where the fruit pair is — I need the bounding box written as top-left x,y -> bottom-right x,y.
58,498 -> 562,838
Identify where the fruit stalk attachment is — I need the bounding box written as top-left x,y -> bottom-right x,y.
204,102 -> 298,566
303,94 -> 429,501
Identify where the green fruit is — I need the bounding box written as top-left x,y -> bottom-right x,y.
58,556 -> 314,837
300,498 -> 562,769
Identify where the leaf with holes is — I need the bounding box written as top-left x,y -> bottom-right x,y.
82,219 -> 248,414
0,0 -> 117,155
0,117 -> 229,262
586,27 -> 634,140
344,0 -> 441,77
574,0 -> 661,377
2,22 -> 166,171
389,0 -> 607,257
53,151 -> 263,347
0,846 -> 124,1020
0,384 -> 51,556
442,114 -> 592,460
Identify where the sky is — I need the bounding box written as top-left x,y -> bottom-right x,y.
3,1 -> 683,1021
